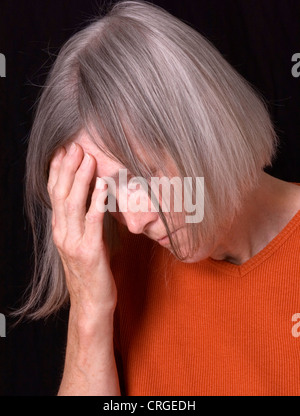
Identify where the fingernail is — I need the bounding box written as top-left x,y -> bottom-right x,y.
68,142 -> 77,156
81,153 -> 91,168
96,177 -> 107,190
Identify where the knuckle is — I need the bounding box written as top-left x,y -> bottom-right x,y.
61,239 -> 78,259
65,198 -> 79,214
64,242 -> 94,266
52,186 -> 67,201
85,211 -> 100,223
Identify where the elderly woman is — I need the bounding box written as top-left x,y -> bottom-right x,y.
20,1 -> 300,395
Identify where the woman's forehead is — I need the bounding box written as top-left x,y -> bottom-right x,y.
72,130 -> 124,177
72,130 -> 105,157
71,128 -> 176,179
73,129 -> 155,167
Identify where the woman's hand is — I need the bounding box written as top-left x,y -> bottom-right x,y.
48,142 -> 117,320
47,142 -> 120,395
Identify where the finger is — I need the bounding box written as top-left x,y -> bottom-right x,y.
51,143 -> 84,235
47,146 -> 66,197
65,152 -> 97,239
82,177 -> 108,251
48,147 -> 66,228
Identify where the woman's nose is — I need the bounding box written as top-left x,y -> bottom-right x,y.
119,209 -> 159,234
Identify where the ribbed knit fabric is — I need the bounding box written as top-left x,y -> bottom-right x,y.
111,209 -> 300,396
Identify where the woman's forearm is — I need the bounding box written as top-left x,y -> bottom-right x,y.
58,308 -> 121,396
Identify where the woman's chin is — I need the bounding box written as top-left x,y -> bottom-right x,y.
180,252 -> 210,263
167,244 -> 212,263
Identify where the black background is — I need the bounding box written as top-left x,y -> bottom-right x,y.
0,0 -> 299,396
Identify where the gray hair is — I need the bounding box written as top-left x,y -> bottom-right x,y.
17,0 -> 277,319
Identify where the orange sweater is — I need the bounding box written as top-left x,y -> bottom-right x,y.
111,210 -> 300,396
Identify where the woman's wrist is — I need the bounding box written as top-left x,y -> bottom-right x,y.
68,303 -> 115,345
64,303 -> 116,368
